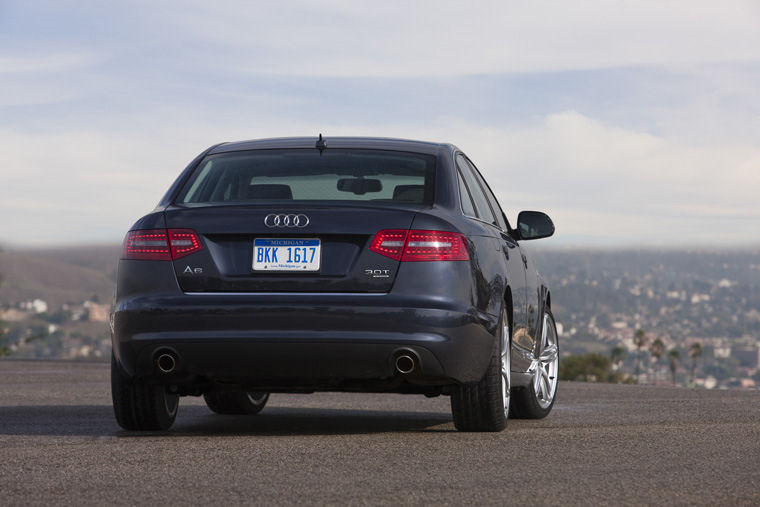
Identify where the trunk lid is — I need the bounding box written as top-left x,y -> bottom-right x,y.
165,204 -> 418,292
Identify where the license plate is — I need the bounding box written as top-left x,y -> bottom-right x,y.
253,238 -> 321,271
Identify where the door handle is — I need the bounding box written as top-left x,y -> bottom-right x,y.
521,253 -> 528,268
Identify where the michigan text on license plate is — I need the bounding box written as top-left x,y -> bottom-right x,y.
253,239 -> 321,271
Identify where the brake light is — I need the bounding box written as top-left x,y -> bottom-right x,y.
369,230 -> 407,261
370,229 -> 469,261
123,230 -> 170,260
402,230 -> 469,261
168,229 -> 203,259
122,229 -> 203,260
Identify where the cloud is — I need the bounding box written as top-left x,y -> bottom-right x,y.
448,113 -> 760,245
167,0 -> 760,77
317,113 -> 760,245
0,1 -> 758,246
0,128 -> 189,244
0,52 -> 102,74
0,51 -> 105,107
1,111 -> 758,246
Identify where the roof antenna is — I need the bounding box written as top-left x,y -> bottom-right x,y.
316,133 -> 327,155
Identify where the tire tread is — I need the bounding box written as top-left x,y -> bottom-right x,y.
111,354 -> 177,431
204,390 -> 269,415
450,311 -> 508,432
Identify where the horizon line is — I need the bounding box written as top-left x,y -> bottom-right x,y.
2,240 -> 759,253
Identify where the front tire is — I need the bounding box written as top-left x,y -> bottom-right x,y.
111,354 -> 179,431
510,308 -> 559,419
204,390 -> 270,415
450,307 -> 510,432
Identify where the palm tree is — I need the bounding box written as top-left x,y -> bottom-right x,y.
0,270 -> 8,357
633,329 -> 647,380
650,338 -> 664,383
688,341 -> 702,384
610,345 -> 625,371
668,349 -> 680,385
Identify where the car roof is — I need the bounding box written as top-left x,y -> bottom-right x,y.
207,136 -> 457,156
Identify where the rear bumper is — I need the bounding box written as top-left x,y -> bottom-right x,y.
112,292 -> 497,388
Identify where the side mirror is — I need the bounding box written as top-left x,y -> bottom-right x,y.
517,211 -> 555,240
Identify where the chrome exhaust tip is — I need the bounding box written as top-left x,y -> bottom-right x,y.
156,353 -> 177,374
395,354 -> 416,374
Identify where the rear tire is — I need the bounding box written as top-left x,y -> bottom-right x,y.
111,354 -> 179,431
510,308 -> 559,419
204,390 -> 270,415
450,307 -> 510,432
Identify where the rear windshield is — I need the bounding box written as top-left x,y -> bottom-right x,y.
176,149 -> 436,206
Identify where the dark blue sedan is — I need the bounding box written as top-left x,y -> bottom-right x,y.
111,136 -> 558,431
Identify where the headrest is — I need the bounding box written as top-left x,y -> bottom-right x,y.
392,185 -> 425,202
247,184 -> 293,200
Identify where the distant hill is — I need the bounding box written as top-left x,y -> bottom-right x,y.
530,247 -> 760,354
2,243 -> 757,385
0,245 -> 120,308
1,243 -> 758,349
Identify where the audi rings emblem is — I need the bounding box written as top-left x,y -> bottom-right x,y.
264,214 -> 310,228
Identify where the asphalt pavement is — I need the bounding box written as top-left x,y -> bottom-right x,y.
1,360 -> 759,506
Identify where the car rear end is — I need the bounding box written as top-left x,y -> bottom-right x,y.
111,139 -> 497,394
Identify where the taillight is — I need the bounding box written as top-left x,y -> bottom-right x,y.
122,229 -> 203,260
123,230 -> 170,260
369,229 -> 469,262
168,229 -> 203,259
369,229 -> 408,261
402,230 -> 469,261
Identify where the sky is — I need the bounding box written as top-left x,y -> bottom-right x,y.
1,0 -> 759,247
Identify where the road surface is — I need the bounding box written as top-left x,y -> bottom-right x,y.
1,360 -> 758,505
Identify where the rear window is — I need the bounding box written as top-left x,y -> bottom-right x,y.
176,149 -> 436,206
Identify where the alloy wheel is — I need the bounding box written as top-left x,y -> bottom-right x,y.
163,389 -> 180,417
531,312 -> 559,409
501,314 -> 511,417
246,392 -> 268,405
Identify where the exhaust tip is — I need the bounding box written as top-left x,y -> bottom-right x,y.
156,353 -> 176,374
395,354 -> 416,375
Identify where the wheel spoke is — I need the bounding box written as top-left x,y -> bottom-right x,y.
539,318 -> 548,353
540,344 -> 558,364
541,366 -> 551,385
539,374 -> 550,401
